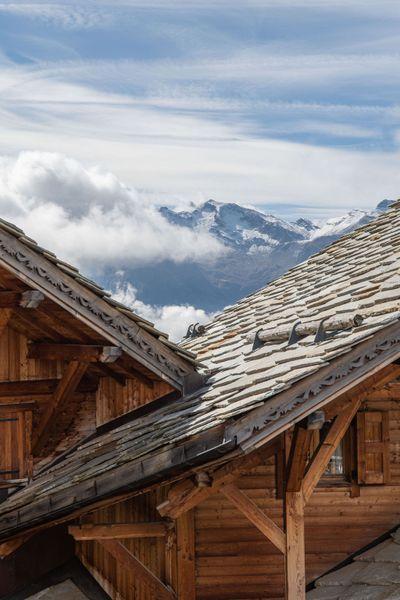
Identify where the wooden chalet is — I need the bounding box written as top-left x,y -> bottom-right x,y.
0,203 -> 400,599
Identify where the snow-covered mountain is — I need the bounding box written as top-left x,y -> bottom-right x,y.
108,199 -> 392,313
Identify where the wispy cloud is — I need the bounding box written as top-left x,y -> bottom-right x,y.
0,3 -> 110,29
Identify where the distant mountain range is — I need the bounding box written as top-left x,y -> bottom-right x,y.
108,199 -> 392,312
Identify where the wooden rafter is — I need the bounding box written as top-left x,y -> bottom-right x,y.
158,442 -> 279,519
28,343 -> 122,363
33,360 -> 89,453
99,539 -> 176,600
221,483 -> 286,554
69,522 -> 167,540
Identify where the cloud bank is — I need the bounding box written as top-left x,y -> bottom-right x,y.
0,151 -> 223,270
113,282 -> 213,342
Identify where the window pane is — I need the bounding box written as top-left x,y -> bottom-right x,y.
325,441 -> 344,475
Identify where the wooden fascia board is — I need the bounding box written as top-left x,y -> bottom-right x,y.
227,320 -> 400,454
0,229 -> 193,388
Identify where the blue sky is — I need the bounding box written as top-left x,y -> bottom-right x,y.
1,1 -> 400,216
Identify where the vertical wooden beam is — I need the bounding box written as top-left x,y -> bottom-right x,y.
286,424 -> 314,493
177,510 -> 196,600
285,491 -> 305,600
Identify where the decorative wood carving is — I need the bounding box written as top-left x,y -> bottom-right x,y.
0,234 -> 191,384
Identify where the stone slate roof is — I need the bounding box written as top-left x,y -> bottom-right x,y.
1,202 -> 400,537
308,528 -> 400,599
183,199 -> 400,421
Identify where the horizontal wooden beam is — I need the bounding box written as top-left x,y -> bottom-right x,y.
158,442 -> 279,520
0,377 -> 98,399
69,522 -> 167,540
28,343 -> 122,363
99,540 -> 176,600
220,483 -> 286,554
0,290 -> 44,309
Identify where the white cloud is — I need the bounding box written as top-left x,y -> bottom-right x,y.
112,281 -> 213,341
0,151 -> 224,269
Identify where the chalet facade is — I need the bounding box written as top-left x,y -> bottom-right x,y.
0,204 -> 399,598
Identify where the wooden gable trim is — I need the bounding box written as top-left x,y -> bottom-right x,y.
227,324 -> 400,454
0,227 -> 193,387
98,539 -> 176,600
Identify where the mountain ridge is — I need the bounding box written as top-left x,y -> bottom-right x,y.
109,199 -> 393,313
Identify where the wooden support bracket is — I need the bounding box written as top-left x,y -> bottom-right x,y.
158,442 -> 279,519
221,483 -> 286,554
33,360 -> 89,453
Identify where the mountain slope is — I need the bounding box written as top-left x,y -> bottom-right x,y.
108,199 -> 392,313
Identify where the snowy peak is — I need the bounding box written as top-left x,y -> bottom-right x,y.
310,209 -> 375,240
161,199 -> 388,255
161,199 -> 307,254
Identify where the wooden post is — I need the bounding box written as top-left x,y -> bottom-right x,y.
285,491 -> 305,600
177,510 -> 196,600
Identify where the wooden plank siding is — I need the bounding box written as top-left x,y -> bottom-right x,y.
76,489 -> 170,600
95,377 -> 172,426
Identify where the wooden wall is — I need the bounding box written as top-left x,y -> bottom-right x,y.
75,379 -> 400,600
95,378 -> 172,426
195,381 -> 400,600
77,491 -> 168,600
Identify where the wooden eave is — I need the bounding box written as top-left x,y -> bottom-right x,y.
0,226 -> 195,388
